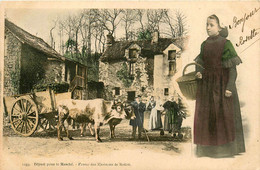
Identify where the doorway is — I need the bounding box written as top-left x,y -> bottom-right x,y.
127,91 -> 136,102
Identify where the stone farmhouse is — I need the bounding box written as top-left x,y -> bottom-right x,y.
4,19 -> 101,99
99,32 -> 185,102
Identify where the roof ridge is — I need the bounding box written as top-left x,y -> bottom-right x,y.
5,19 -> 45,44
101,37 -> 180,62
5,18 -> 63,60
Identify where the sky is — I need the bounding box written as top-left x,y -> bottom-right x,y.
5,8 -> 189,54
5,9 -> 78,46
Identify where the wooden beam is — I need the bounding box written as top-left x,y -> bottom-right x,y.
75,64 -> 78,76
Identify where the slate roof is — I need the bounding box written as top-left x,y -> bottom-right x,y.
5,19 -> 65,61
100,38 -> 184,62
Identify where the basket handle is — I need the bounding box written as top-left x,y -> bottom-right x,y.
182,62 -> 204,76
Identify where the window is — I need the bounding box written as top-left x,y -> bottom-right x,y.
142,87 -> 145,92
77,65 -> 85,77
168,50 -> 176,60
129,49 -> 137,59
127,91 -> 136,102
115,87 -> 120,95
129,62 -> 135,75
164,88 -> 169,96
169,61 -> 176,76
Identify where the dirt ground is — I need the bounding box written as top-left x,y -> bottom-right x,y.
3,119 -> 191,154
2,112 -> 192,169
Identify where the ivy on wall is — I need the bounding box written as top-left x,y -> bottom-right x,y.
116,63 -> 133,88
10,71 -> 19,92
9,56 -> 21,94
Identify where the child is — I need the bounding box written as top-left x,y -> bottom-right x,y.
194,14 -> 245,158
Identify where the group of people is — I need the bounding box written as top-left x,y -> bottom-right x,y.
128,94 -> 187,140
147,95 -> 187,137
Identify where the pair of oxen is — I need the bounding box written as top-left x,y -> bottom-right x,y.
57,99 -> 134,142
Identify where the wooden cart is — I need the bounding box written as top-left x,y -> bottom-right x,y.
3,88 -> 71,136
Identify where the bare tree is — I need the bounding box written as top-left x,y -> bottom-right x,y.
50,19 -> 58,49
58,24 -> 65,55
146,9 -> 165,32
94,9 -> 123,37
137,9 -> 146,32
55,8 -> 187,56
74,12 -> 84,56
79,9 -> 98,58
121,9 -> 138,40
58,12 -> 85,59
161,9 -> 177,38
158,9 -> 188,38
92,22 -> 106,53
59,14 -> 78,55
175,10 -> 187,37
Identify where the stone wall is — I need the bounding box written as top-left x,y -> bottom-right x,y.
131,57 -> 152,98
43,59 -> 64,83
4,28 -> 64,96
20,44 -> 64,94
99,57 -> 153,101
99,61 -> 125,100
4,29 -> 22,96
99,43 -> 183,102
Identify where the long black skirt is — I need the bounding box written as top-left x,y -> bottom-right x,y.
196,88 -> 245,158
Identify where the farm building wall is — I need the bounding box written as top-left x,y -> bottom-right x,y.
99,61 -> 126,100
20,44 -> 64,94
153,44 -> 182,100
4,29 -> 22,96
86,82 -> 104,99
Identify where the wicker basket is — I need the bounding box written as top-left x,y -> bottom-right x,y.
176,63 -> 204,100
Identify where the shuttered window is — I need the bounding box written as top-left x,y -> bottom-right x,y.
115,87 -> 120,95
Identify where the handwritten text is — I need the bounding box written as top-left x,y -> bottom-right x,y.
229,7 -> 260,32
236,28 -> 259,47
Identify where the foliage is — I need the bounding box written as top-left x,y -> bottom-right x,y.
33,82 -> 69,93
64,52 -> 84,64
65,38 -> 77,50
64,47 -> 101,83
116,63 -> 133,88
55,9 -> 187,56
86,52 -> 101,82
137,29 -> 152,40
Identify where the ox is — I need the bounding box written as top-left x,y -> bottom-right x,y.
57,99 -> 133,142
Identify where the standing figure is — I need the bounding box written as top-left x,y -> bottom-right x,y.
163,96 -> 179,133
146,96 -> 156,112
194,14 -> 245,157
172,97 -> 187,139
129,95 -> 146,139
148,96 -> 164,130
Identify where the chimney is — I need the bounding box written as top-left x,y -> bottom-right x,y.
151,30 -> 159,44
106,33 -> 115,47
